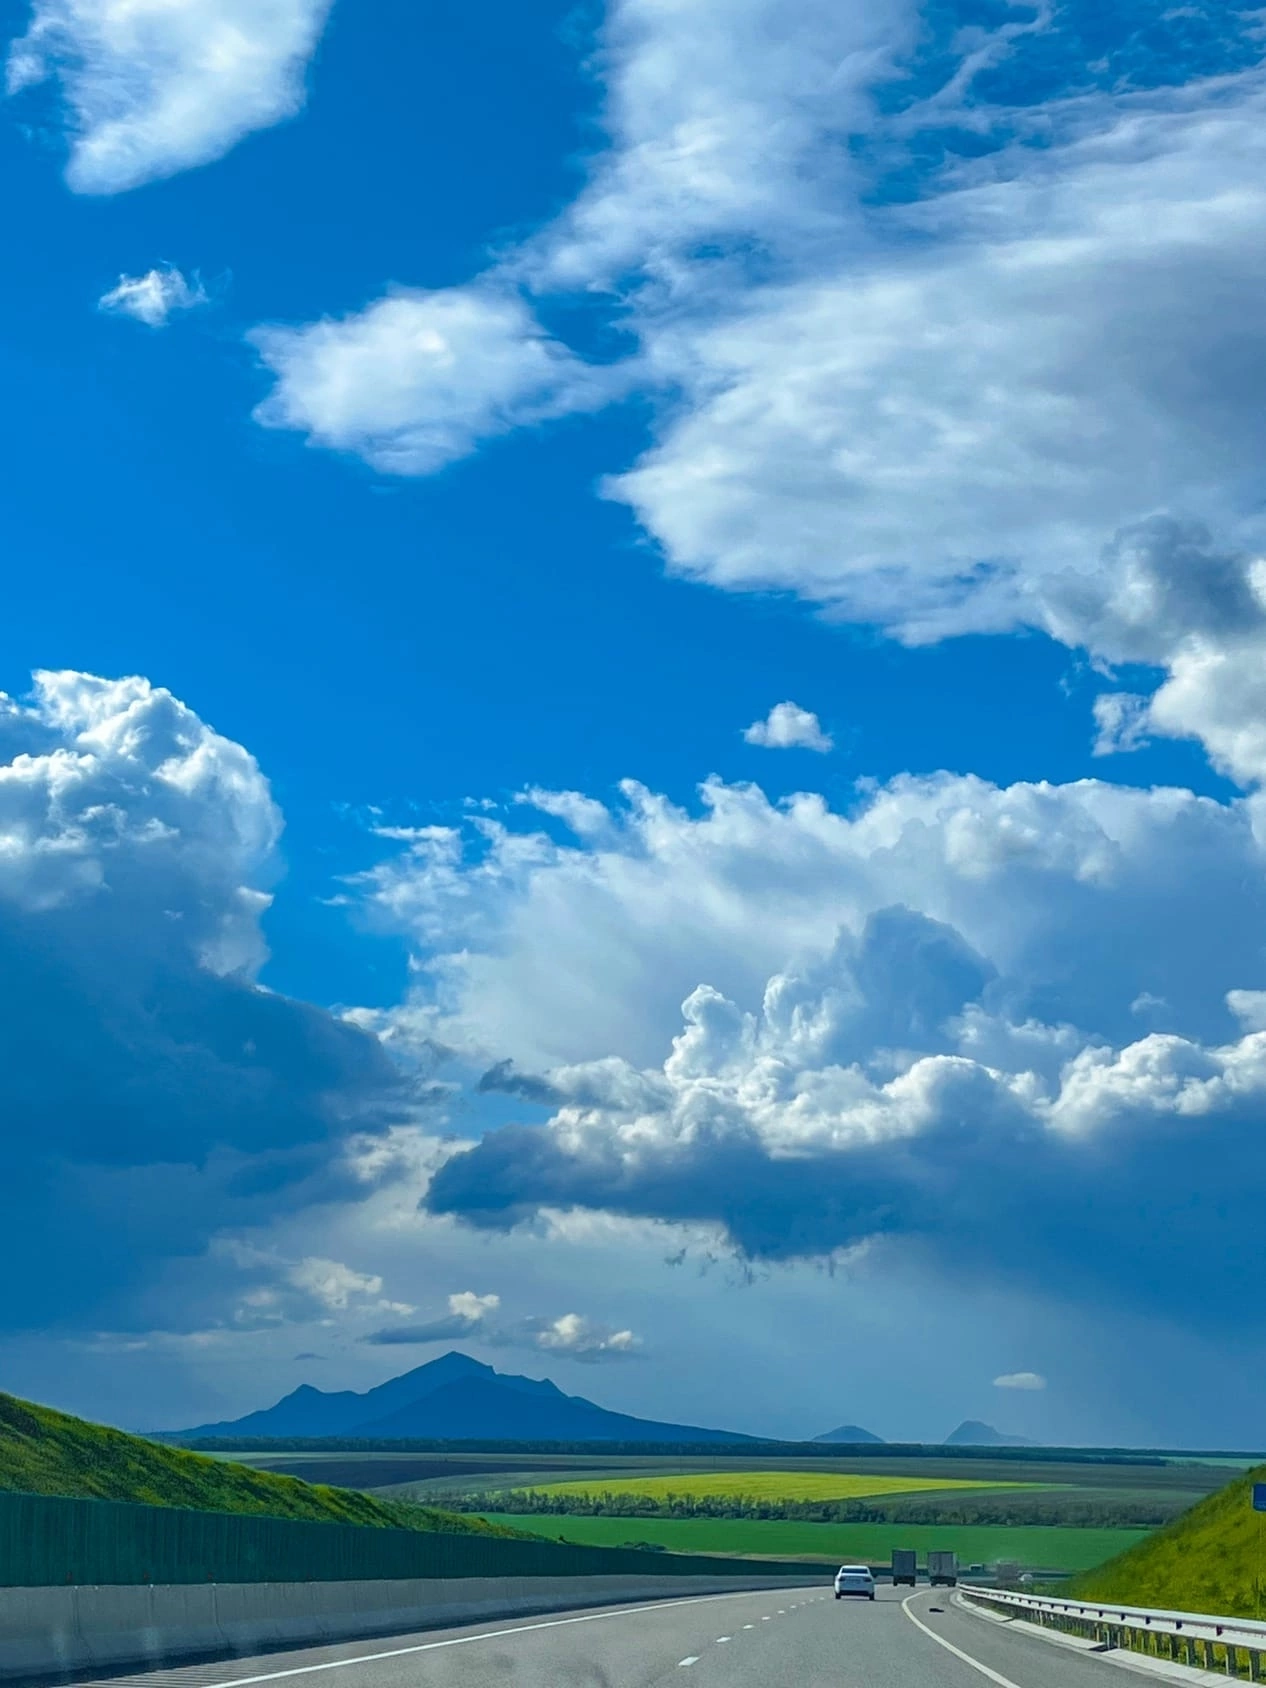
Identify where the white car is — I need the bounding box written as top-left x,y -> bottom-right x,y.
834,1564 -> 876,1600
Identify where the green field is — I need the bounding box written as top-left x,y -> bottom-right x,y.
480,1511 -> 1147,1571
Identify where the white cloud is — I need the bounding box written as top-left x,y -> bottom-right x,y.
286,1257 -> 384,1312
448,1289 -> 500,1322
240,1 -> 1266,796
7,0 -> 332,193
251,287 -> 617,475
98,265 -> 206,328
529,0 -> 915,291
1091,693 -> 1151,758
994,1371 -> 1046,1391
1043,519 -> 1266,789
361,771 -> 1266,1073
246,0 -> 914,472
534,1312 -> 640,1360
363,1286 -> 640,1361
743,702 -> 832,752
610,85 -> 1266,639
353,763 -> 1266,1328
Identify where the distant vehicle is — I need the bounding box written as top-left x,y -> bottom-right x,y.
834,1564 -> 877,1600
967,1564 -> 985,1574
891,1549 -> 918,1588
928,1551 -> 958,1587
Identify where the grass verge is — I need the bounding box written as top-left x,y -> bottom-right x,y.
0,1393 -> 520,1535
1073,1462 -> 1266,1617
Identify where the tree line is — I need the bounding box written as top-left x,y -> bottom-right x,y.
441,1488 -> 1183,1528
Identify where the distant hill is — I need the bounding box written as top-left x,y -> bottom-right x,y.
171,1351 -> 753,1444
813,1424 -> 884,1443
1075,1462 -> 1266,1615
0,1391 -> 514,1536
944,1420 -> 1036,1447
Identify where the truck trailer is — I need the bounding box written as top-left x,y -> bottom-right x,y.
928,1550 -> 958,1587
891,1548 -> 918,1588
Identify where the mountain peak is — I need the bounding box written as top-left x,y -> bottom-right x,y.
944,1419 -> 1035,1447
813,1422 -> 883,1443
172,1351 -> 751,1444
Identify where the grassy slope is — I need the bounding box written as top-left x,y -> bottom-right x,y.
0,1394 -> 518,1536
1074,1462 -> 1266,1616
526,1472 -> 1029,1502
481,1511 -> 1147,1570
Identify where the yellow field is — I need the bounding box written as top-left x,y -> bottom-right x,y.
524,1471 -> 1026,1503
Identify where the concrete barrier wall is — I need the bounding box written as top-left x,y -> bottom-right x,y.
0,1572 -> 821,1680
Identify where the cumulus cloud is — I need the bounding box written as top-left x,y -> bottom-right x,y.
286,1258 -> 385,1312
7,0 -> 332,193
1044,518 -> 1266,789
251,287 -> 616,475
364,1289 -> 500,1346
532,1312 -> 640,1361
362,771 -> 1266,1071
743,702 -> 832,753
994,1372 -> 1046,1391
0,671 -> 407,1333
98,265 -> 206,328
348,764 -> 1266,1329
363,1292 -> 639,1361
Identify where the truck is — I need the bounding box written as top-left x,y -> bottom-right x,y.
928,1550 -> 958,1587
891,1548 -> 918,1588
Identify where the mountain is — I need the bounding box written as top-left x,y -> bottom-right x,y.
1074,1461 -> 1266,1615
814,1424 -> 884,1443
176,1351 -> 489,1439
944,1420 -> 1036,1447
172,1351 -> 753,1443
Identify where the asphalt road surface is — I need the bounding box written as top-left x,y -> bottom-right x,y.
59,1584 -> 1149,1688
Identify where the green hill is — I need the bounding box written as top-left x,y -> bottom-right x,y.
0,1392 -> 517,1536
1074,1462 -> 1266,1616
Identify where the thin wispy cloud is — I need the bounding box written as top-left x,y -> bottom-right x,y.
98,266 -> 207,328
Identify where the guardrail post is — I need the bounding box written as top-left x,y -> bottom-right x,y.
1249,1648 -> 1262,1682
1226,1644 -> 1238,1677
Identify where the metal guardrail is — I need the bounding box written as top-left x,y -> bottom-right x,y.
960,1585 -> 1266,1679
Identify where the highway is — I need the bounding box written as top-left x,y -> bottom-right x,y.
56,1585 -> 1150,1688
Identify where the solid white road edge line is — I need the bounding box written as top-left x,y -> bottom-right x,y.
197,1590 -> 811,1688
902,1593 -> 1027,1688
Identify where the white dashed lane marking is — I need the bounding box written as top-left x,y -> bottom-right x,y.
677,1657 -> 700,1668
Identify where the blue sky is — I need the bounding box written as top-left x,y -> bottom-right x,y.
2,0 -> 1266,1446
